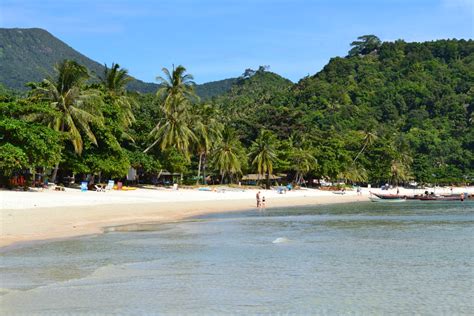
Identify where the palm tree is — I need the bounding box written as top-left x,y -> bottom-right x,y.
192,104 -> 223,184
145,65 -> 197,155
338,163 -> 368,183
212,128 -> 243,183
249,129 -> 278,189
100,63 -> 136,129
145,95 -> 196,160
390,160 -> 412,185
389,134 -> 413,185
155,65 -> 197,113
353,130 -> 378,162
291,147 -> 317,185
29,60 -> 103,182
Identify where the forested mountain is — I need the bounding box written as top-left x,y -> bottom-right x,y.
0,28 -> 236,99
219,38 -> 473,183
296,38 -> 474,183
1,36 -> 473,187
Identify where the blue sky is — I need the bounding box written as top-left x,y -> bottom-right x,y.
1,0 -> 473,83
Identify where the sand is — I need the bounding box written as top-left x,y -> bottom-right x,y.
1,185 -> 471,248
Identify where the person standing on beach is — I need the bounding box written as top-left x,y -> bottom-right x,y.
261,196 -> 266,209
256,191 -> 261,208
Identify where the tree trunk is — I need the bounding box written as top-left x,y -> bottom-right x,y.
203,154 -> 207,184
32,168 -> 36,188
196,152 -> 203,185
51,162 -> 60,184
266,171 -> 270,189
51,121 -> 65,184
353,141 -> 368,162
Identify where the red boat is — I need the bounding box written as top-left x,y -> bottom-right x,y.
418,195 -> 465,201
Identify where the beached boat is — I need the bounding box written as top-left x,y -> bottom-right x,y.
370,192 -> 405,200
418,195 -> 465,201
369,196 -> 405,202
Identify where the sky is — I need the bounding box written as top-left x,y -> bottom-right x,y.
1,0 -> 473,83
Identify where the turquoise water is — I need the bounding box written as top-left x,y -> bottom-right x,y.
1,201 -> 473,314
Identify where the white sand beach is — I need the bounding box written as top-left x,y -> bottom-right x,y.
0,186 -> 364,247
1,186 -> 472,248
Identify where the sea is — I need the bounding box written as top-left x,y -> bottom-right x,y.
1,201 -> 473,315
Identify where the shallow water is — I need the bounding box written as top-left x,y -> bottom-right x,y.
1,201 -> 473,314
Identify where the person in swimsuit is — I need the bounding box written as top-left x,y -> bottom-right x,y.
256,191 -> 261,208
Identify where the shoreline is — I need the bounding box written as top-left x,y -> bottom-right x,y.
0,189 -> 369,248
2,185 -> 472,249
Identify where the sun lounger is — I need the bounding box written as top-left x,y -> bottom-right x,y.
94,184 -> 105,192
80,181 -> 88,192
105,180 -> 114,191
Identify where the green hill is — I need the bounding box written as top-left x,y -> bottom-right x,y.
194,78 -> 238,100
0,28 -> 236,98
213,67 -> 294,143
222,38 -> 473,183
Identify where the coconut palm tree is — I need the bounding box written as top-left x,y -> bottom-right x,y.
155,65 -> 197,113
145,65 -> 198,155
389,134 -> 413,185
145,95 -> 196,160
353,130 -> 378,162
29,59 -> 104,182
291,147 -> 317,185
390,160 -> 412,185
338,163 -> 368,183
212,127 -> 243,183
100,63 -> 136,129
249,129 -> 278,189
192,104 -> 223,184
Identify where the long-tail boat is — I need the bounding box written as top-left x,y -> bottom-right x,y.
369,192 -> 406,202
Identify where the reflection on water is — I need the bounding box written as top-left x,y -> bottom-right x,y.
1,201 -> 473,314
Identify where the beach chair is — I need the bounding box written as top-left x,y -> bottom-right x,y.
94,184 -> 105,192
80,181 -> 88,192
276,186 -> 287,194
105,180 -> 114,191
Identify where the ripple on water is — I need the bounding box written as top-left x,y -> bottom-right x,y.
1,201 -> 473,314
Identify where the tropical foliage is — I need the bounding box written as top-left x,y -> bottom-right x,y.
1,37 -> 473,187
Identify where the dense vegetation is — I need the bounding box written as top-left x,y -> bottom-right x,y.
0,28 -> 236,99
1,36 -> 473,188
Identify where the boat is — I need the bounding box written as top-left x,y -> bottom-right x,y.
369,196 -> 405,202
418,195 -> 465,201
370,192 -> 405,200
